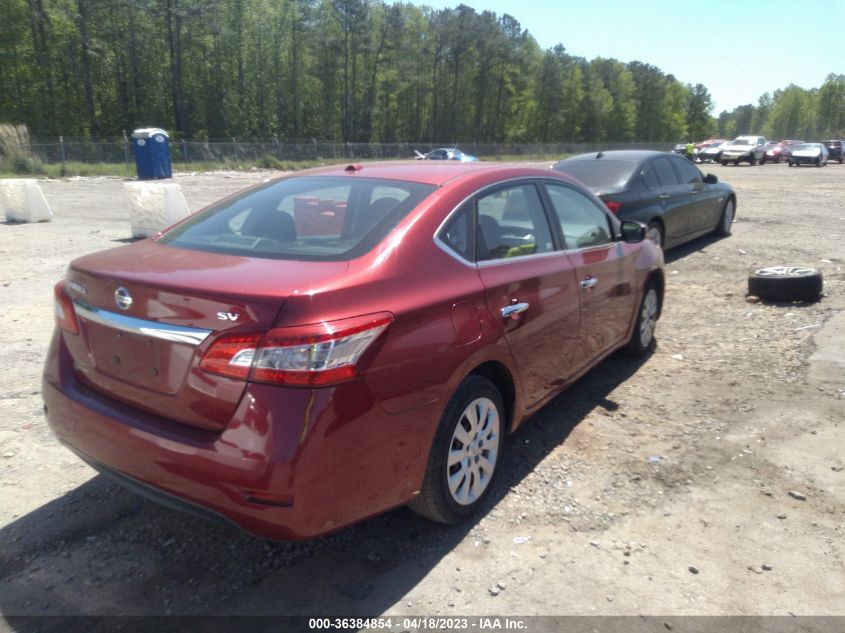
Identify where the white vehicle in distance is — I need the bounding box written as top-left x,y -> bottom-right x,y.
720,135 -> 767,166
788,143 -> 829,167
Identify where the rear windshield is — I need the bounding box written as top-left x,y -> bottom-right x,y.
553,160 -> 636,190
158,176 -> 435,261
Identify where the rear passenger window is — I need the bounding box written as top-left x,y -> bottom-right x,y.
476,184 -> 553,261
652,158 -> 679,186
642,165 -> 660,189
439,202 -> 474,261
545,184 -> 613,249
670,157 -> 703,184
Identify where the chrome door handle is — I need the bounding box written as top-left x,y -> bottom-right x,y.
580,277 -> 599,289
501,302 -> 529,320
659,193 -> 670,200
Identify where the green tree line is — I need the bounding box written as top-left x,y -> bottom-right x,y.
717,75 -> 845,141
1,0 -> 841,143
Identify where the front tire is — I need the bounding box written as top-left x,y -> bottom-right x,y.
624,283 -> 659,356
408,376 -> 504,524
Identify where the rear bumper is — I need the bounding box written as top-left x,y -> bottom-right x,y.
43,330 -> 438,540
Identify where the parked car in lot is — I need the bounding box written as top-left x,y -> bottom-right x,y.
697,139 -> 729,163
765,140 -> 803,163
552,150 -> 736,250
720,135 -> 768,165
44,162 -> 664,540
823,139 -> 843,163
415,147 -> 479,162
788,143 -> 829,167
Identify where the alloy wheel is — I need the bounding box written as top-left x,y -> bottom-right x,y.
447,397 -> 500,505
639,288 -> 659,348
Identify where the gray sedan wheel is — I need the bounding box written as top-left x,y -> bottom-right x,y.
716,199 -> 735,237
646,221 -> 664,248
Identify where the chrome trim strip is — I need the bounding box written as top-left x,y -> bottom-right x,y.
73,301 -> 212,346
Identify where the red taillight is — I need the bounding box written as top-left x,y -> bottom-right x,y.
54,280 -> 79,335
200,313 -> 392,387
198,332 -> 263,380
605,200 -> 622,215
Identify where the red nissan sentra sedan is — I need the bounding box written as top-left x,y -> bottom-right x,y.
44,162 -> 664,540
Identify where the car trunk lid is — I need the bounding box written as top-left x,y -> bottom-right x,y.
63,240 -> 349,430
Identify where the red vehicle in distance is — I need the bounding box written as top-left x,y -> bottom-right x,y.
44,161 -> 664,540
767,139 -> 804,163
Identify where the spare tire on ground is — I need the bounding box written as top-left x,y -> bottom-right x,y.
747,266 -> 823,302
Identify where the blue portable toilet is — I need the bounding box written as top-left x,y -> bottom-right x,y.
131,128 -> 172,180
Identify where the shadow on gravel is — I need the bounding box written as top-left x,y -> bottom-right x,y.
111,237 -> 144,244
664,232 -> 726,264
0,351 -> 651,621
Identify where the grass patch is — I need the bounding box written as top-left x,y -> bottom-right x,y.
0,153 -> 570,179
0,123 -> 44,174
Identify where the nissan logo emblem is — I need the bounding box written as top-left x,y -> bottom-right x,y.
114,287 -> 133,311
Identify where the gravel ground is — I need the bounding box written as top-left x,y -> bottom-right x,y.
0,163 -> 843,619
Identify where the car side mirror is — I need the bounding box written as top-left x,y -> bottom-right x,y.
704,173 -> 718,184
620,220 -> 647,244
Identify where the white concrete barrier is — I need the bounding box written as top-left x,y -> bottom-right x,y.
0,179 -> 53,223
124,181 -> 192,238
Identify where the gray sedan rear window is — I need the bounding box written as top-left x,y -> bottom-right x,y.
158,177 -> 435,261
553,160 -> 637,190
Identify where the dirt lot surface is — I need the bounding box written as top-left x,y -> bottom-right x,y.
1,164 -> 844,621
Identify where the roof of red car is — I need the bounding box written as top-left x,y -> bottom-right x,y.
294,160 -> 551,186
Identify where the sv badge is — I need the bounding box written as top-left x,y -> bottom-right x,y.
217,312 -> 240,321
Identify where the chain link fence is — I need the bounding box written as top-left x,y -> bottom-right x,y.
25,138 -> 674,167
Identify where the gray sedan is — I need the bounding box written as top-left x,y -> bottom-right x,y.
553,150 -> 737,249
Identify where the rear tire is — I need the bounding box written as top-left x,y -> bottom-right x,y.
624,283 -> 659,357
408,376 -> 504,524
646,220 -> 664,248
716,198 -> 735,236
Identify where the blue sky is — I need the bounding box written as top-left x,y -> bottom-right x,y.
402,0 -> 845,114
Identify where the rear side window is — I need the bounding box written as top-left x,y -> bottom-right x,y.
670,156 -> 703,184
159,177 -> 435,261
545,183 -> 613,249
476,184 -> 553,261
641,165 -> 661,189
651,158 -> 679,186
439,202 -> 474,261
